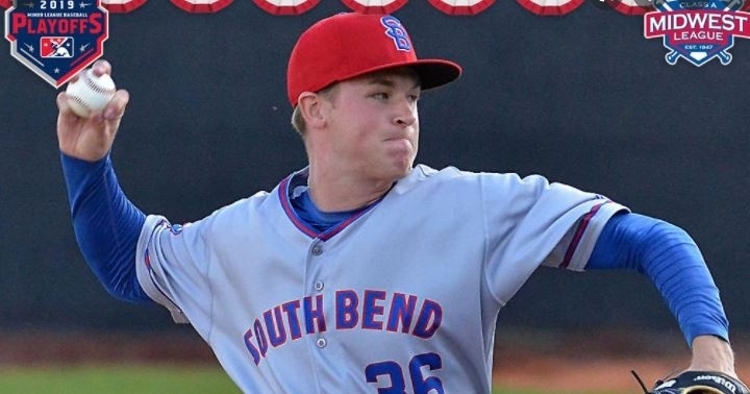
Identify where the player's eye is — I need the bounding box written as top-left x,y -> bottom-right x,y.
372,92 -> 390,100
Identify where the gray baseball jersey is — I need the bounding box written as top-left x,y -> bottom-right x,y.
135,164 -> 626,393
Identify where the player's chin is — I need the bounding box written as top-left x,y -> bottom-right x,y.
381,145 -> 416,174
385,156 -> 416,179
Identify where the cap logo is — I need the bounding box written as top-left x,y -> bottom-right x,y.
380,15 -> 411,52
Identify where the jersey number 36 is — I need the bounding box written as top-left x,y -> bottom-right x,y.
365,352 -> 444,394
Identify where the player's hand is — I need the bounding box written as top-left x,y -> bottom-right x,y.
56,59 -> 129,162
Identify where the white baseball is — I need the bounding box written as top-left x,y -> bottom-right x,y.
64,68 -> 117,118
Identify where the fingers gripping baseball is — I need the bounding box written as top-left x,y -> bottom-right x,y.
57,59 -> 130,162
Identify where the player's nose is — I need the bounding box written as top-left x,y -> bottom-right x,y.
393,99 -> 417,128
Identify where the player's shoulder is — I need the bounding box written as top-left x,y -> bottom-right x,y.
404,164 -> 551,189
396,165 -> 576,205
197,190 -> 273,223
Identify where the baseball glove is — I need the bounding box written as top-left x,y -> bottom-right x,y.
632,370 -> 750,394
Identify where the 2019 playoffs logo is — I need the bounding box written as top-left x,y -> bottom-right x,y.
644,0 -> 750,66
4,0 -> 109,87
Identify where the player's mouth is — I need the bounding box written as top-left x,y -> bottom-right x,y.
384,138 -> 414,150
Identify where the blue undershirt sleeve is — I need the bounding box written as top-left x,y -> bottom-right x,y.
586,212 -> 729,346
61,152 -> 151,304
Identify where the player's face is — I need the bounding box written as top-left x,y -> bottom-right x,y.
322,68 -> 421,182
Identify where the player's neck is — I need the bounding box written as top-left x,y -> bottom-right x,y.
306,167 -> 393,212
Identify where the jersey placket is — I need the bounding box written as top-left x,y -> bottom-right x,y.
303,237 -> 342,393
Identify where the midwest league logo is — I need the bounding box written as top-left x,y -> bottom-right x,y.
4,0 -> 108,87
644,0 -> 750,66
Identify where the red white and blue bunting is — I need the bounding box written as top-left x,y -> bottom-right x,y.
170,0 -> 235,13
253,0 -> 321,15
603,0 -> 653,15
516,0 -> 585,15
427,0 -> 495,15
341,0 -> 410,14
100,0 -> 147,13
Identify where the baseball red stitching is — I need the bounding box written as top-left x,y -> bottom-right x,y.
69,95 -> 93,114
80,69 -> 115,95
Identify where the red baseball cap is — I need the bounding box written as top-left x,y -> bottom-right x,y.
287,12 -> 462,107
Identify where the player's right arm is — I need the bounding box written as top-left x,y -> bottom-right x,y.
56,60 -> 128,162
57,60 -> 151,303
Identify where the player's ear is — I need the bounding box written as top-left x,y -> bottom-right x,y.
297,92 -> 326,129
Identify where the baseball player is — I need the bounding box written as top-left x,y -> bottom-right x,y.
56,12 -> 746,394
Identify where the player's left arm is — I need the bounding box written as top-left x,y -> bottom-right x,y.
586,212 -> 738,377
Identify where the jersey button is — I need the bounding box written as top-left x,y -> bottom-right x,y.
316,338 -> 327,348
314,281 -> 324,291
311,245 -> 323,256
